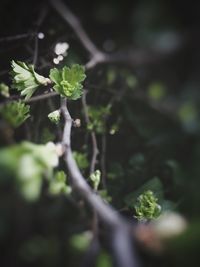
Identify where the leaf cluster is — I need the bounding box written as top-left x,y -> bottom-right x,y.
0,83 -> 10,97
134,190 -> 161,221
72,151 -> 89,170
0,142 -> 59,201
49,64 -> 86,100
49,170 -> 71,196
87,105 -> 111,133
11,60 -> 49,100
0,100 -> 30,127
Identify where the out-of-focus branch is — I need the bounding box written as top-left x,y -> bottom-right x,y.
49,0 -> 106,61
33,4 -> 48,66
0,33 -> 35,43
60,97 -> 140,267
49,0 -> 176,70
100,132 -> 107,188
82,90 -> 99,174
26,91 -> 58,103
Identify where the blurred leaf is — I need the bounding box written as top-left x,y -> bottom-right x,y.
73,151 -> 89,170
107,68 -> 116,85
167,220 -> 200,266
0,100 -> 30,127
40,128 -> 55,143
89,170 -> 101,190
0,142 -> 59,201
70,231 -> 92,252
88,105 -> 111,134
148,82 -> 166,101
96,251 -> 112,267
98,189 -> 112,203
0,83 -> 10,97
49,170 -> 71,196
178,102 -> 198,132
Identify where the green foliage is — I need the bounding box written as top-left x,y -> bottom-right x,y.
49,170 -> 71,196
89,170 -> 101,190
87,105 -> 111,134
148,82 -> 166,101
49,64 -> 86,99
134,190 -> 161,221
178,102 -> 197,129
40,128 -> 55,143
96,251 -> 112,267
165,220 -> 200,266
48,110 -> 61,124
98,189 -> 112,203
0,100 -> 30,127
70,231 -> 92,252
125,177 -> 164,208
107,68 -> 117,85
0,83 -> 10,97
121,69 -> 138,89
11,60 -> 50,100
18,235 -> 60,265
0,142 -> 59,201
72,151 -> 89,170
125,177 -> 175,218
1,3 -> 200,267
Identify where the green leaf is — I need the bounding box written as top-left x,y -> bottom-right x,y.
134,190 -> 162,221
49,64 -> 86,100
89,170 -> 101,190
70,231 -> 92,252
148,82 -> 166,101
48,110 -> 61,124
49,68 -> 62,86
0,83 -> 10,97
124,177 -> 164,208
11,60 -> 50,100
0,100 -> 30,127
49,170 -> 71,196
40,128 -> 55,143
0,141 -> 59,201
87,105 -> 111,134
72,151 -> 89,170
96,251 -> 112,267
98,189 -> 112,203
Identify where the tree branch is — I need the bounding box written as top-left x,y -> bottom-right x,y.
60,97 -> 140,267
49,0 -> 105,60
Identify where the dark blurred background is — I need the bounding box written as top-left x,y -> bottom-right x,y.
1,0 -> 200,266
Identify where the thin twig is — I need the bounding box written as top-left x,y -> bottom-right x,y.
33,35 -> 39,66
101,132 -> 107,188
82,91 -> 100,267
82,90 -> 99,174
0,33 -> 35,43
25,91 -> 58,103
0,91 -> 58,109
